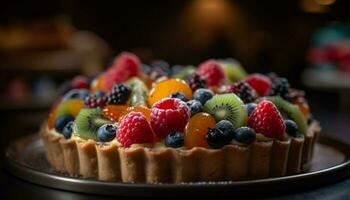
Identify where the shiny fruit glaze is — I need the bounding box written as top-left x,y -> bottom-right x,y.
103,104 -> 128,122
184,112 -> 216,148
148,79 -> 192,106
90,74 -> 107,93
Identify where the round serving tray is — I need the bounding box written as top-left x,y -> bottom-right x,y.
4,134 -> 350,197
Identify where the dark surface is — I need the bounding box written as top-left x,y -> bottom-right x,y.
1,110 -> 350,199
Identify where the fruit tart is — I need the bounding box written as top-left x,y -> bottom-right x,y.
40,52 -> 321,183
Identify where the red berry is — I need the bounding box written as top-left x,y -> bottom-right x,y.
197,60 -> 225,87
72,76 -> 88,89
151,98 -> 190,139
244,74 -> 272,96
117,112 -> 154,147
105,52 -> 140,91
248,100 -> 286,140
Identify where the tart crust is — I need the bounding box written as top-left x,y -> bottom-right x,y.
40,121 -> 321,183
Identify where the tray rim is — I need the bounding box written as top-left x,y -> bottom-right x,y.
4,134 -> 350,197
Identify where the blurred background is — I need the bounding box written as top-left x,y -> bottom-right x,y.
1,0 -> 350,150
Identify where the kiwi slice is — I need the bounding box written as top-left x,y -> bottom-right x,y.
126,77 -> 149,107
203,94 -> 247,128
172,66 -> 196,80
262,96 -> 307,135
219,59 -> 247,83
75,108 -> 112,140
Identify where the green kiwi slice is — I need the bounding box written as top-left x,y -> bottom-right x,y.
126,77 -> 149,107
262,96 -> 307,135
203,94 -> 247,128
75,108 -> 112,140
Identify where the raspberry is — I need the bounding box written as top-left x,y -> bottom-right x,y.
71,76 -> 89,89
247,100 -> 286,140
244,74 -> 272,97
105,84 -> 131,105
197,60 -> 225,87
117,112 -> 154,147
105,52 -> 140,91
187,73 -> 206,91
151,98 -> 190,139
225,81 -> 257,103
84,95 -> 106,108
269,77 -> 290,99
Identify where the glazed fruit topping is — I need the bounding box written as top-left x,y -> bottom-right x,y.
117,112 -> 154,147
84,95 -> 106,108
165,132 -> 184,148
151,98 -> 190,139
55,115 -> 74,133
184,112 -> 216,148
105,84 -> 131,105
234,127 -> 256,144
105,52 -> 140,91
206,128 -> 230,149
193,88 -> 214,105
197,59 -> 225,86
62,89 -> 89,101
62,121 -> 75,139
244,74 -> 272,97
224,81 -> 257,103
284,119 -> 298,137
215,120 -> 235,141
248,100 -> 286,140
148,78 -> 192,106
186,100 -> 203,117
187,73 -> 206,91
97,124 -> 117,142
170,92 -> 189,102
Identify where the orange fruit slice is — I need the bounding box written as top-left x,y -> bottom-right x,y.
148,79 -> 192,106
184,112 -> 216,148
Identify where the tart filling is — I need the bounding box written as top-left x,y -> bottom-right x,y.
41,52 -> 321,183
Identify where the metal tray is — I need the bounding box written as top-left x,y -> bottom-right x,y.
4,134 -> 350,197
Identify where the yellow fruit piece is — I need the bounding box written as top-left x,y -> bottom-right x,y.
103,105 -> 128,122
184,112 -> 216,148
148,79 -> 192,106
55,99 -> 84,119
90,74 -> 107,93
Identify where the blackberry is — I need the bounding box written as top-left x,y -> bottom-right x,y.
105,84 -> 131,105
187,73 -> 206,91
269,77 -> 290,99
225,81 -> 257,103
84,95 -> 106,108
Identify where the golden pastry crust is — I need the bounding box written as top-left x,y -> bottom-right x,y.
40,121 -> 321,183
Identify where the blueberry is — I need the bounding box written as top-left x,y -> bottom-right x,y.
97,124 -> 117,142
193,89 -> 214,105
55,115 -> 74,133
151,60 -> 171,76
62,89 -> 89,101
92,90 -> 105,98
206,128 -> 230,149
186,100 -> 202,116
234,127 -> 256,144
62,121 -> 75,139
216,120 -> 235,140
170,92 -> 188,102
165,132 -> 184,148
246,103 -> 257,116
141,64 -> 152,75
285,119 -> 298,137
